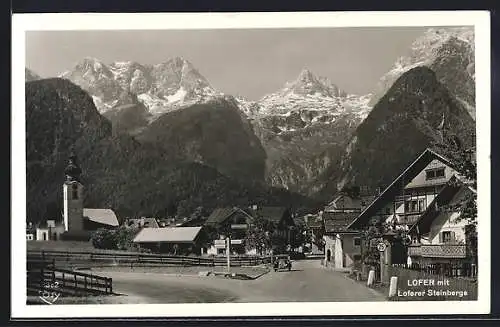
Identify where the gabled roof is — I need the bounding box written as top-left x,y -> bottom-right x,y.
205,207 -> 252,225
83,208 -> 119,227
323,212 -> 359,234
347,148 -> 456,230
255,206 -> 290,224
409,178 -> 470,235
133,227 -> 202,243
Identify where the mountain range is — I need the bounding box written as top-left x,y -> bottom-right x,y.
24,27 -> 476,222
25,78 -> 318,223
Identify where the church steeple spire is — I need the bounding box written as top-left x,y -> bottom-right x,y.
64,151 -> 82,182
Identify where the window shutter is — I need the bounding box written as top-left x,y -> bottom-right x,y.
439,232 -> 443,243
451,231 -> 456,243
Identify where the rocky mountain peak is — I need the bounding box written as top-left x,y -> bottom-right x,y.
281,68 -> 340,98
370,27 -> 475,119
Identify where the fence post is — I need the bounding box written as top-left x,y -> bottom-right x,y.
367,270 -> 375,286
389,276 -> 398,298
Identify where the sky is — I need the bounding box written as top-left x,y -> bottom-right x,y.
26,27 -> 430,100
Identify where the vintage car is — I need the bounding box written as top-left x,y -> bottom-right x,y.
273,255 -> 292,272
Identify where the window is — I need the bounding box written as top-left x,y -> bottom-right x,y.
440,231 -> 455,244
418,199 -> 426,212
26,234 -> 33,241
353,237 -> 361,246
404,199 -> 426,213
72,183 -> 79,200
426,168 -> 446,180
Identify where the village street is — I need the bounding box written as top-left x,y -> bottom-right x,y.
98,259 -> 386,303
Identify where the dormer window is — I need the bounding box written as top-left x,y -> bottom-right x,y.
72,183 -> 79,200
425,167 -> 445,180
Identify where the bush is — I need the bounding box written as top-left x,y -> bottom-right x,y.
90,226 -> 141,251
90,228 -> 116,249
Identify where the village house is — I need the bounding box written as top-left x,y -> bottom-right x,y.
345,148 -> 471,267
34,219 -> 65,241
300,214 -> 324,255
322,190 -> 375,270
31,153 -> 119,241
204,206 -> 296,255
249,206 -> 297,253
204,207 -> 255,255
132,226 -> 205,255
406,180 -> 476,270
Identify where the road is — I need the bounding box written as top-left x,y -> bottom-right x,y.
97,260 -> 386,303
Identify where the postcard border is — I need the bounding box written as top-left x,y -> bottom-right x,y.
11,11 -> 491,318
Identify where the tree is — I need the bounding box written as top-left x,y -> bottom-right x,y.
90,228 -> 116,249
113,225 -> 140,251
360,216 -> 410,268
90,226 -> 140,251
245,216 -> 272,255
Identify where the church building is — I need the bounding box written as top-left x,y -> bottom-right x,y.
31,153 -> 120,241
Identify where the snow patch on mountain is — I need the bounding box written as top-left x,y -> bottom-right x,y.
370,26 -> 475,117
238,69 -> 372,136
60,57 -> 221,117
165,87 -> 187,103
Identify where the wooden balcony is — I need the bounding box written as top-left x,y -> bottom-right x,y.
408,244 -> 467,258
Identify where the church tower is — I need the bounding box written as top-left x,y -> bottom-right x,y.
63,152 -> 84,232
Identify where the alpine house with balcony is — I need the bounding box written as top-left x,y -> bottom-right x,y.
344,148 -> 472,268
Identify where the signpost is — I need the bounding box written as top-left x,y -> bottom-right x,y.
378,242 -> 387,283
377,242 -> 387,252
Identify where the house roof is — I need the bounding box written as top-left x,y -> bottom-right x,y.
409,178 -> 470,235
323,211 -> 359,234
205,208 -> 241,225
254,206 -> 290,224
347,148 -> 456,230
133,227 -> 202,243
83,208 -> 119,227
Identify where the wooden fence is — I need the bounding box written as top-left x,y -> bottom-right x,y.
27,257 -> 113,297
27,250 -> 272,268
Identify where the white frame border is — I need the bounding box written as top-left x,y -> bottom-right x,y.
12,11 -> 491,318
